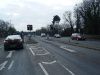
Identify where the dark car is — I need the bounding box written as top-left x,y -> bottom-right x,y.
71,33 -> 86,40
4,35 -> 24,51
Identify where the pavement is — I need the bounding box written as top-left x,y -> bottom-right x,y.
0,36 -> 100,75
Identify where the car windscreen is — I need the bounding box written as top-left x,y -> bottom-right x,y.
6,35 -> 21,40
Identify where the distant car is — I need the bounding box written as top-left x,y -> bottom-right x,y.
41,33 -> 46,37
4,35 -> 24,51
54,34 -> 61,38
71,33 -> 86,40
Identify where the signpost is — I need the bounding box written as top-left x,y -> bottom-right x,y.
27,25 -> 33,40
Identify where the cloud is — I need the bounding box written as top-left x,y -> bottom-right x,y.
28,0 -> 82,6
6,12 -> 19,16
0,0 -> 82,31
13,13 -> 20,17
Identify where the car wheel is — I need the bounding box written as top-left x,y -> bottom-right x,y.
76,38 -> 79,41
4,46 -> 9,51
71,37 -> 74,40
20,45 -> 24,49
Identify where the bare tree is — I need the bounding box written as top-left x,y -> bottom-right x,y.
0,19 -> 16,37
63,11 -> 74,33
74,4 -> 82,33
76,0 -> 100,34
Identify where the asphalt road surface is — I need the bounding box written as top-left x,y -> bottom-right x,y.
0,36 -> 100,75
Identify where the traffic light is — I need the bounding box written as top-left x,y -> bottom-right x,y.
27,25 -> 30,30
27,25 -> 33,30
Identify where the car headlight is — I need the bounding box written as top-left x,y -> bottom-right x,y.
19,39 -> 23,42
4,40 -> 6,43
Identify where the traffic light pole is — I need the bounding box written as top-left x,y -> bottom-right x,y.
27,24 -> 33,41
29,30 -> 32,40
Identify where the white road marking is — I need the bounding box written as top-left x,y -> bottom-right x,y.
60,46 -> 76,53
38,63 -> 49,75
0,61 -> 8,70
61,64 -> 75,75
36,52 -> 49,55
6,51 -> 13,58
8,60 -> 14,70
43,48 -> 50,53
42,60 -> 56,65
31,47 -> 40,50
29,48 -> 35,56
28,44 -> 38,47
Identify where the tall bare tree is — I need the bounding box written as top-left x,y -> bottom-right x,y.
74,5 -> 81,33
63,11 -> 74,33
0,19 -> 16,37
76,0 -> 100,34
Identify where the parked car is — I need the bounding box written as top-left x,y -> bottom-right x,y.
4,35 -> 24,51
54,34 -> 61,38
71,33 -> 86,40
41,33 -> 46,37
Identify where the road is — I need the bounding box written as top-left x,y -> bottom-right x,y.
47,37 -> 100,50
0,36 -> 100,75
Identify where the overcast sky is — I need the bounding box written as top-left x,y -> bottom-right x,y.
0,0 -> 82,31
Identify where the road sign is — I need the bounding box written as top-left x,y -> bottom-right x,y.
27,25 -> 33,30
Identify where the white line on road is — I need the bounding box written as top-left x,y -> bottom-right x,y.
42,60 -> 56,65
43,48 -> 50,53
61,64 -> 75,75
38,63 -> 49,75
6,51 -> 13,58
31,47 -> 41,50
8,60 -> 14,70
36,52 -> 49,55
60,46 -> 76,53
29,48 -> 35,56
0,61 -> 8,70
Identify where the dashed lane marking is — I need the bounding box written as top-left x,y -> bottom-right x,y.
42,60 -> 56,65
29,48 -> 35,56
0,61 -> 8,70
60,64 -> 75,75
38,63 -> 49,75
60,46 -> 76,53
6,51 -> 13,58
8,60 -> 14,70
